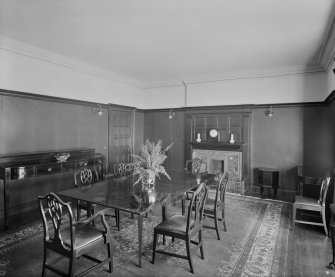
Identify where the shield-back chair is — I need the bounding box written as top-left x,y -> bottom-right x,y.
185,158 -> 207,174
75,163 -> 119,230
203,172 -> 229,240
38,192 -> 113,277
152,183 -> 208,273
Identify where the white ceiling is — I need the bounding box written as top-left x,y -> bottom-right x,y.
0,0 -> 335,88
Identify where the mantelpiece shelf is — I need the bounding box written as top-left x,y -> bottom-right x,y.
190,142 -> 246,151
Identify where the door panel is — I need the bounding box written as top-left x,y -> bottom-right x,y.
108,106 -> 133,172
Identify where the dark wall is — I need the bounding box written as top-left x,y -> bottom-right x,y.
143,105 -> 332,199
0,94 -> 109,158
0,93 -> 111,224
327,101 -> 335,172
144,110 -> 185,171
134,110 -> 144,154
251,105 -> 331,194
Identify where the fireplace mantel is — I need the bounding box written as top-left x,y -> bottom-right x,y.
190,142 -> 246,152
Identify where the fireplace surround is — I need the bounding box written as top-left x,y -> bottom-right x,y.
191,142 -> 246,194
185,109 -> 251,194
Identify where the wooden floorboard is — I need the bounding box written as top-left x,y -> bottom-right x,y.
288,221 -> 335,276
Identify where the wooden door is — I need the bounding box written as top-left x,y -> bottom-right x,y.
108,106 -> 134,172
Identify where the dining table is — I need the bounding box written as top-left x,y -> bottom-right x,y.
57,170 -> 214,268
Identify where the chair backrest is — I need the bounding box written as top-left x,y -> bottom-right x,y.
38,192 -> 75,252
214,172 -> 229,207
186,183 -> 208,234
114,162 -> 133,179
74,163 -> 98,189
319,176 -> 331,206
185,158 -> 207,174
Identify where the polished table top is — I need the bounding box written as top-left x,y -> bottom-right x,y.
58,170 -> 214,215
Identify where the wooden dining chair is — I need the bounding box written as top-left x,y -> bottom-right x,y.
38,192 -> 113,277
293,176 -> 331,235
74,164 -> 99,220
152,183 -> 208,273
112,163 -> 138,222
75,163 -> 119,230
203,171 -> 229,240
185,158 -> 207,174
113,162 -> 133,180
328,204 -> 335,269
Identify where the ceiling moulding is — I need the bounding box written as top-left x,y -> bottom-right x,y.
143,64 -> 325,89
319,6 -> 335,71
0,36 -> 145,89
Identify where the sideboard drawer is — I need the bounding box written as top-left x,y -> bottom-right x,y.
35,163 -> 62,176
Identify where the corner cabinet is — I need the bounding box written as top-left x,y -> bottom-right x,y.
0,148 -> 104,231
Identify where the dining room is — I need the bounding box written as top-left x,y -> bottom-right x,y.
1,1 -> 335,276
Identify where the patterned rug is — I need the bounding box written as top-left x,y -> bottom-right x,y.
0,194 -> 291,277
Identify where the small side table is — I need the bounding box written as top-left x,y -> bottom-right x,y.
258,167 -> 280,199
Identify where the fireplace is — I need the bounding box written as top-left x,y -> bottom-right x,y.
191,142 -> 245,194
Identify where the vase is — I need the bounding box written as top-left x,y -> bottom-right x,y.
141,171 -> 156,191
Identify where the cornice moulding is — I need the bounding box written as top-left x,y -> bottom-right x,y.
0,35 -> 331,90
319,6 -> 335,71
142,65 -> 326,89
0,36 -> 145,89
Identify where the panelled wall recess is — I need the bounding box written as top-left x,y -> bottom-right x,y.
92,104 -> 103,116
265,106 -> 274,118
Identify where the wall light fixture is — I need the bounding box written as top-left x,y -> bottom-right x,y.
265,106 -> 274,118
168,109 -> 175,119
92,104 -> 103,116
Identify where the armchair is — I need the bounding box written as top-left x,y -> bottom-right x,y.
38,192 -> 113,276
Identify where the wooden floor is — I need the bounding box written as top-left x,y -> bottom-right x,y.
286,219 -> 335,277
3,195 -> 335,277
245,188 -> 335,276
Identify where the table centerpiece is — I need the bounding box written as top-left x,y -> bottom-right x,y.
131,139 -> 173,190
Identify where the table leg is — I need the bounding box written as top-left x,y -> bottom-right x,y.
4,168 -> 11,231
260,185 -> 264,197
138,214 -> 143,268
162,205 -> 166,245
273,187 -> 278,199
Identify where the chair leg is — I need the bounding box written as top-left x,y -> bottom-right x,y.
329,226 -> 335,269
68,253 -> 76,277
186,237 -> 194,273
214,210 -> 221,240
152,230 -> 158,264
199,230 -> 205,260
182,199 -> 185,215
322,208 -> 328,236
222,207 -> 227,232
292,204 -> 296,232
116,209 -> 120,231
107,242 -> 113,273
41,248 -> 47,277
76,201 -> 81,220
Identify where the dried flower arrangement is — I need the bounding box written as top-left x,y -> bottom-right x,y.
131,139 -> 173,185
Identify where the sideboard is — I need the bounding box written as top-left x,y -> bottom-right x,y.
0,148 -> 104,231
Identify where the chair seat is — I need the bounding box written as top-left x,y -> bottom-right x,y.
155,214 -> 194,234
294,195 -> 321,210
61,225 -> 105,249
